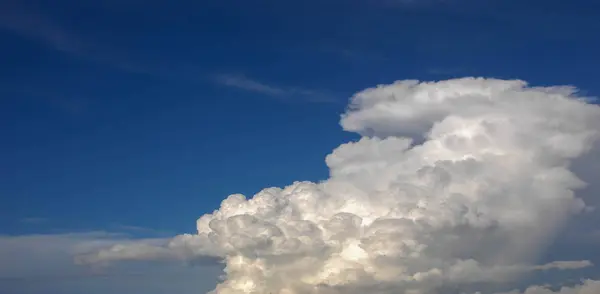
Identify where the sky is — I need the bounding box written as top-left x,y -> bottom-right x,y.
1,0 -> 600,293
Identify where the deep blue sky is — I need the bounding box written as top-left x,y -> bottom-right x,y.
2,0 -> 600,236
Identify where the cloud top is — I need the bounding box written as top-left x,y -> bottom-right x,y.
80,77 -> 600,294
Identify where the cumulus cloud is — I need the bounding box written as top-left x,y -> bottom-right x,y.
80,77 -> 600,293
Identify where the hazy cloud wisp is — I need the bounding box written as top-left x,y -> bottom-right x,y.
212,73 -> 337,103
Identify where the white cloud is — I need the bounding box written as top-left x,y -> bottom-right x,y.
79,77 -> 600,293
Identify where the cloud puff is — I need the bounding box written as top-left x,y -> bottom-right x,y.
80,78 -> 600,293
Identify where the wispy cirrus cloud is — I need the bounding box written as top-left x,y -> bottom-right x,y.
0,3 -> 153,76
0,231 -> 221,294
378,0 -> 451,9
0,6 -> 338,106
212,73 -> 339,103
426,67 -> 470,76
0,3 -> 84,57
107,224 -> 176,238
19,217 -> 48,224
213,74 -> 285,96
315,43 -> 389,63
532,260 -> 594,271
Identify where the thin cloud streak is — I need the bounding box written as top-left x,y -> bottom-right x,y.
213,74 -> 285,96
19,217 -> 48,224
0,4 -> 84,57
0,232 -> 222,294
212,73 -> 339,104
108,224 -> 176,237
0,4 -> 341,106
0,9 -> 339,105
0,5 -> 156,77
532,260 -> 594,271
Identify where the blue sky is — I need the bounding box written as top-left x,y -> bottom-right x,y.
2,0 -> 600,293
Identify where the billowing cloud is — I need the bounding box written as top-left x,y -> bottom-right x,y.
79,78 -> 600,293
